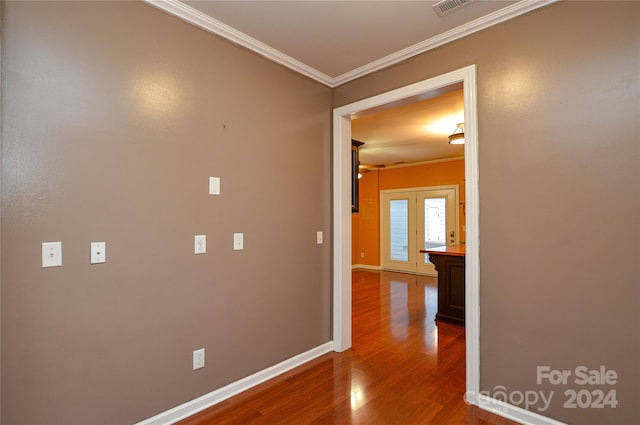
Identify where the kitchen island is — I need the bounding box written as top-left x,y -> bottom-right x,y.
420,245 -> 465,325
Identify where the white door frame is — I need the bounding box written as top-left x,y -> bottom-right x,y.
332,65 -> 480,405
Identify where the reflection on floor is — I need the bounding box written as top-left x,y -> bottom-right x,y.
177,269 -> 518,425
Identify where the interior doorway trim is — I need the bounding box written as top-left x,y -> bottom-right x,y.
332,65 -> 480,404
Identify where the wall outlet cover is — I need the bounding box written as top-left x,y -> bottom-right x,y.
233,233 -> 244,251
209,177 -> 220,195
90,242 -> 106,264
194,235 -> 206,254
193,348 -> 205,370
42,242 -> 62,268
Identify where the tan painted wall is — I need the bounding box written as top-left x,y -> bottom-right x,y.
1,1 -> 332,423
3,1 -> 639,424
336,2 -> 640,424
0,3 -> 3,420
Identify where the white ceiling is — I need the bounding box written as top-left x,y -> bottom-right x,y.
145,0 -> 555,87
353,87 -> 465,166
143,0 -> 555,165
183,0 -> 518,79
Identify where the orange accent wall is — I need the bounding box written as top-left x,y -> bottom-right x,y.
352,169 -> 381,265
352,159 -> 465,267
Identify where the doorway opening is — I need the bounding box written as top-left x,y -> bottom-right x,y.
332,65 -> 480,405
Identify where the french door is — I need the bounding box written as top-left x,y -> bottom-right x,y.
381,186 -> 459,276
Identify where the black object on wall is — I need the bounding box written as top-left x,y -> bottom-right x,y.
352,140 -> 364,213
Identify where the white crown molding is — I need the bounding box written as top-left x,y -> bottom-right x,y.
332,0 -> 559,86
384,156 -> 465,169
143,0 -> 558,88
141,0 -> 334,86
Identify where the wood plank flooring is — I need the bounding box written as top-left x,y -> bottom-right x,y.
177,270 -> 518,425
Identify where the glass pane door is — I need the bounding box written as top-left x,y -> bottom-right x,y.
417,188 -> 458,276
381,187 -> 458,276
423,197 -> 447,264
389,199 -> 409,261
381,192 -> 417,273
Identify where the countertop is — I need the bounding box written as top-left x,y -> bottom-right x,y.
420,244 -> 466,257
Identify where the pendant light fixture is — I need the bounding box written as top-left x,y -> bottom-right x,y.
448,123 -> 465,145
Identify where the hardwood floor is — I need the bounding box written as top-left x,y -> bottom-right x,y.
177,270 -> 518,425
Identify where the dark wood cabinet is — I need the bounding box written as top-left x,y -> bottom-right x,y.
421,246 -> 465,325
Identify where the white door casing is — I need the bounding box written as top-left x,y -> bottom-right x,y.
332,65 -> 479,405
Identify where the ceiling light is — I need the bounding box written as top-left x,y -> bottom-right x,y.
448,123 -> 465,145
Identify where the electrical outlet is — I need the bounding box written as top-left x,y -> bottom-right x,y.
42,242 -> 62,268
194,235 -> 206,254
193,348 -> 205,370
233,233 -> 243,251
361,252 -> 365,258
209,177 -> 220,195
90,242 -> 106,264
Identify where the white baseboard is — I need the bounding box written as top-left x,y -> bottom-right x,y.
477,394 -> 567,425
136,341 -> 334,425
351,264 -> 382,270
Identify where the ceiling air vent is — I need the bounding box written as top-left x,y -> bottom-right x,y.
432,0 -> 476,17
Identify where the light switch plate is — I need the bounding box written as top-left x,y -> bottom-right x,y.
42,242 -> 62,268
194,235 -> 206,254
90,242 -> 106,264
209,177 -> 220,195
233,233 -> 243,251
316,231 -> 323,244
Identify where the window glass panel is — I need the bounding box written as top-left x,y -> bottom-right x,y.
423,197 -> 446,264
390,199 -> 409,261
